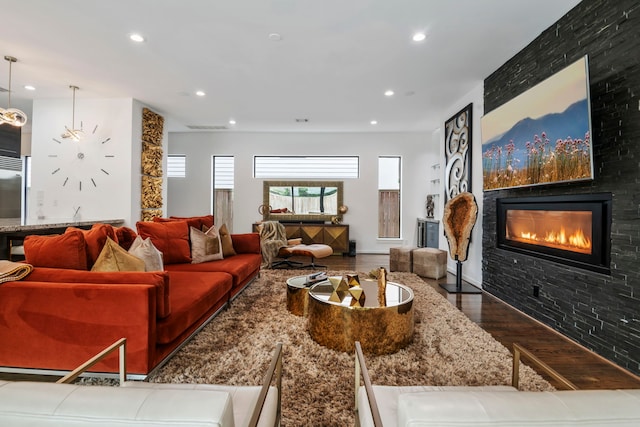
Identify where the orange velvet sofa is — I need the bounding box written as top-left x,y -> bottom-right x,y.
0,217 -> 261,378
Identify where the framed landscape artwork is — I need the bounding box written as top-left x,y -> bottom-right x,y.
481,55 -> 594,191
444,103 -> 472,201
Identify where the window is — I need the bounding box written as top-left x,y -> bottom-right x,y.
212,156 -> 234,231
378,156 -> 401,238
254,156 -> 359,179
167,155 -> 186,178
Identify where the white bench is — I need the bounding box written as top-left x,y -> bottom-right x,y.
0,339 -> 282,427
355,341 -> 640,427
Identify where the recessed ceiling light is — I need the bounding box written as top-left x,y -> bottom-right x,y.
130,33 -> 145,43
229,119 -> 236,125
370,120 -> 378,125
195,90 -> 206,97
384,90 -> 394,97
24,85 -> 35,91
412,32 -> 426,42
268,33 -> 282,41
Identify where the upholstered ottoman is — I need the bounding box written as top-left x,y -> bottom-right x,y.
412,248 -> 447,279
389,246 -> 415,272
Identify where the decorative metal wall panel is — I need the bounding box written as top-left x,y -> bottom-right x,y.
444,103 -> 472,201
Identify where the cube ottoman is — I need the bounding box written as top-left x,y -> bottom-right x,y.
389,246 -> 415,272
412,247 -> 447,279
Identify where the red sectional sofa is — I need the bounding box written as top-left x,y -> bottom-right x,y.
0,216 -> 261,378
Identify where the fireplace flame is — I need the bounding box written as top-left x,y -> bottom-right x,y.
520,227 -> 591,251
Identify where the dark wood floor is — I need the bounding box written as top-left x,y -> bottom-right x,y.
323,253 -> 640,390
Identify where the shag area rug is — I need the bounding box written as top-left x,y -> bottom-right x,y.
148,270 -> 553,426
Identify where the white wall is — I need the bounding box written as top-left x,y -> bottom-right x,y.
167,131 -> 438,253
30,98 -> 145,227
439,84 -> 484,287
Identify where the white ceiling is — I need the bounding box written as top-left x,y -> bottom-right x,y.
0,0 -> 581,133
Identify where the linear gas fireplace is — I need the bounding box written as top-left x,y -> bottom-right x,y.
497,193 -> 612,274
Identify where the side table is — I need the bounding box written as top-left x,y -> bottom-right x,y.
286,275 -> 325,316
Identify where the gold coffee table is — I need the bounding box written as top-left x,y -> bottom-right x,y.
307,277 -> 414,354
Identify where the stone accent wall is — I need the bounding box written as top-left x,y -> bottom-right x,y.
482,0 -> 640,374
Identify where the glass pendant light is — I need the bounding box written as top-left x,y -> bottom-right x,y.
0,56 -> 28,127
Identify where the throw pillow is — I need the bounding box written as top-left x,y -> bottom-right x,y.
153,215 -> 214,231
218,223 -> 237,257
67,223 -> 118,269
114,226 -> 138,251
23,230 -> 88,270
91,237 -> 145,272
170,215 -> 214,230
136,220 -> 191,264
128,236 -> 164,271
190,226 -> 223,264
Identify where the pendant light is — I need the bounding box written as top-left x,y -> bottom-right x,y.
0,56 -> 28,127
62,85 -> 84,141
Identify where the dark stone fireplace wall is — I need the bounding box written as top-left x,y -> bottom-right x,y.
482,0 -> 640,375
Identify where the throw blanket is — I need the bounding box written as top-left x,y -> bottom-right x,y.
0,260 -> 33,284
259,221 -> 288,268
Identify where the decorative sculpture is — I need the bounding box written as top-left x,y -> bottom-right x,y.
425,195 -> 435,218
377,267 -> 387,307
328,276 -> 350,303
440,192 -> 481,294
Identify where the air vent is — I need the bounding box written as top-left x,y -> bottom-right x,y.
186,125 -> 228,130
295,118 -> 309,123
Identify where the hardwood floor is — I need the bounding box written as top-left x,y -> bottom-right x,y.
322,253 -> 640,390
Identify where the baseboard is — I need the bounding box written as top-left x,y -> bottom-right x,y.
446,266 -> 482,288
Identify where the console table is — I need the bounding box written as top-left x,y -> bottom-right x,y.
253,222 -> 349,254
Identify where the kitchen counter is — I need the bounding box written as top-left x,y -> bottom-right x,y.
0,219 -> 125,260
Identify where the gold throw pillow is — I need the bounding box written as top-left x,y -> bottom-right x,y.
91,237 -> 145,272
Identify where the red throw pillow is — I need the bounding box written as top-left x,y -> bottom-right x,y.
152,217 -> 173,223
67,223 -> 118,269
136,220 -> 191,264
114,226 -> 138,251
154,215 -> 214,231
170,215 -> 214,230
23,229 -> 89,270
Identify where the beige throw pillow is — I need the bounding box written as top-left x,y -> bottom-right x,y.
91,237 -> 145,272
128,236 -> 164,271
190,225 -> 223,264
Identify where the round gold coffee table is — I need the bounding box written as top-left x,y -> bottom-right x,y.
307,277 -> 414,354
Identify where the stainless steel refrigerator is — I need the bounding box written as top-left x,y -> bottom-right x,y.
0,155 -> 23,220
